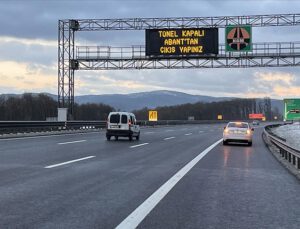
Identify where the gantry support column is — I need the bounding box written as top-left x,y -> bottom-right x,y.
58,20 -> 78,119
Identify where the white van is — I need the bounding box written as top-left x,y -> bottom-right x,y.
106,112 -> 140,141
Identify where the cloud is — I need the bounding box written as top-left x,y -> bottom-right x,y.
1,0 -> 300,99
1,1 -> 300,41
255,72 -> 294,85
69,66 -> 300,99
75,71 -> 167,95
273,85 -> 300,98
0,61 -> 57,94
0,36 -> 57,66
0,36 -> 56,47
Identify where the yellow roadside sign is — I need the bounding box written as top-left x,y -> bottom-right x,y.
217,115 -> 223,120
149,110 -> 158,121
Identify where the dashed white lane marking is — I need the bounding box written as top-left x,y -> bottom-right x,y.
58,140 -> 86,145
45,156 -> 95,169
199,130 -> 204,133
180,128 -> 188,131
130,143 -> 149,148
116,138 -> 223,229
165,129 -> 175,132
164,137 -> 175,140
185,133 -> 192,136
144,132 -> 155,134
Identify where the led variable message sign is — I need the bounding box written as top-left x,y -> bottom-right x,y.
145,28 -> 218,57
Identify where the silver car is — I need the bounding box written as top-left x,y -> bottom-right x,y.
223,122 -> 254,146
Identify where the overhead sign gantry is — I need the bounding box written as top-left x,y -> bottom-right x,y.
58,13 -> 300,117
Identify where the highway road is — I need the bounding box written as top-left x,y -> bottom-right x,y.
0,124 -> 299,228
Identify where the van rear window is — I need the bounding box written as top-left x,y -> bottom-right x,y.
110,114 -> 120,123
121,115 -> 128,124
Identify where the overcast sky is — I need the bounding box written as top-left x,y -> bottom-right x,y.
0,0 -> 299,99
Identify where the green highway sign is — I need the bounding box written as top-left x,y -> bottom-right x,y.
284,99 -> 300,121
225,25 -> 252,52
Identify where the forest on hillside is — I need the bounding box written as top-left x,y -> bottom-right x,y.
133,98 -> 281,121
0,94 -> 281,121
0,93 -> 113,121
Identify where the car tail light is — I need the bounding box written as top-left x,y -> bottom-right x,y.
224,128 -> 229,133
246,129 -> 251,135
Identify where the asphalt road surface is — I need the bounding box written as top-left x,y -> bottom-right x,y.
0,124 -> 299,229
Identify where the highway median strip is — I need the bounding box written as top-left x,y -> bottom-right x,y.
45,156 -> 95,169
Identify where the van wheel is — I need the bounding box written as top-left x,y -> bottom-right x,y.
248,142 -> 252,146
106,135 -> 111,141
115,136 -> 118,141
136,134 -> 140,140
129,135 -> 133,141
223,140 -> 227,145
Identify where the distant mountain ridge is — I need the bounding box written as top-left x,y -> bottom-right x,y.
75,90 -> 233,111
0,90 -> 283,114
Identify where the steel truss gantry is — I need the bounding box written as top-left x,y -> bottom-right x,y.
58,14 -> 300,116
76,42 -> 300,69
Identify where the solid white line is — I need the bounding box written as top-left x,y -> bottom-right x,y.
185,133 -> 192,136
58,140 -> 86,145
45,156 -> 95,169
164,137 -> 175,140
116,138 -> 222,229
130,143 -> 149,148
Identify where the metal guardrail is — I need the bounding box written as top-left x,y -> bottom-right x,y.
137,120 -> 229,126
0,121 -> 106,134
0,120 -> 231,134
263,124 -> 300,170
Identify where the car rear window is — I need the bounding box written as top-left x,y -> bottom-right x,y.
121,115 -> 128,124
228,123 -> 248,128
109,114 -> 120,124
